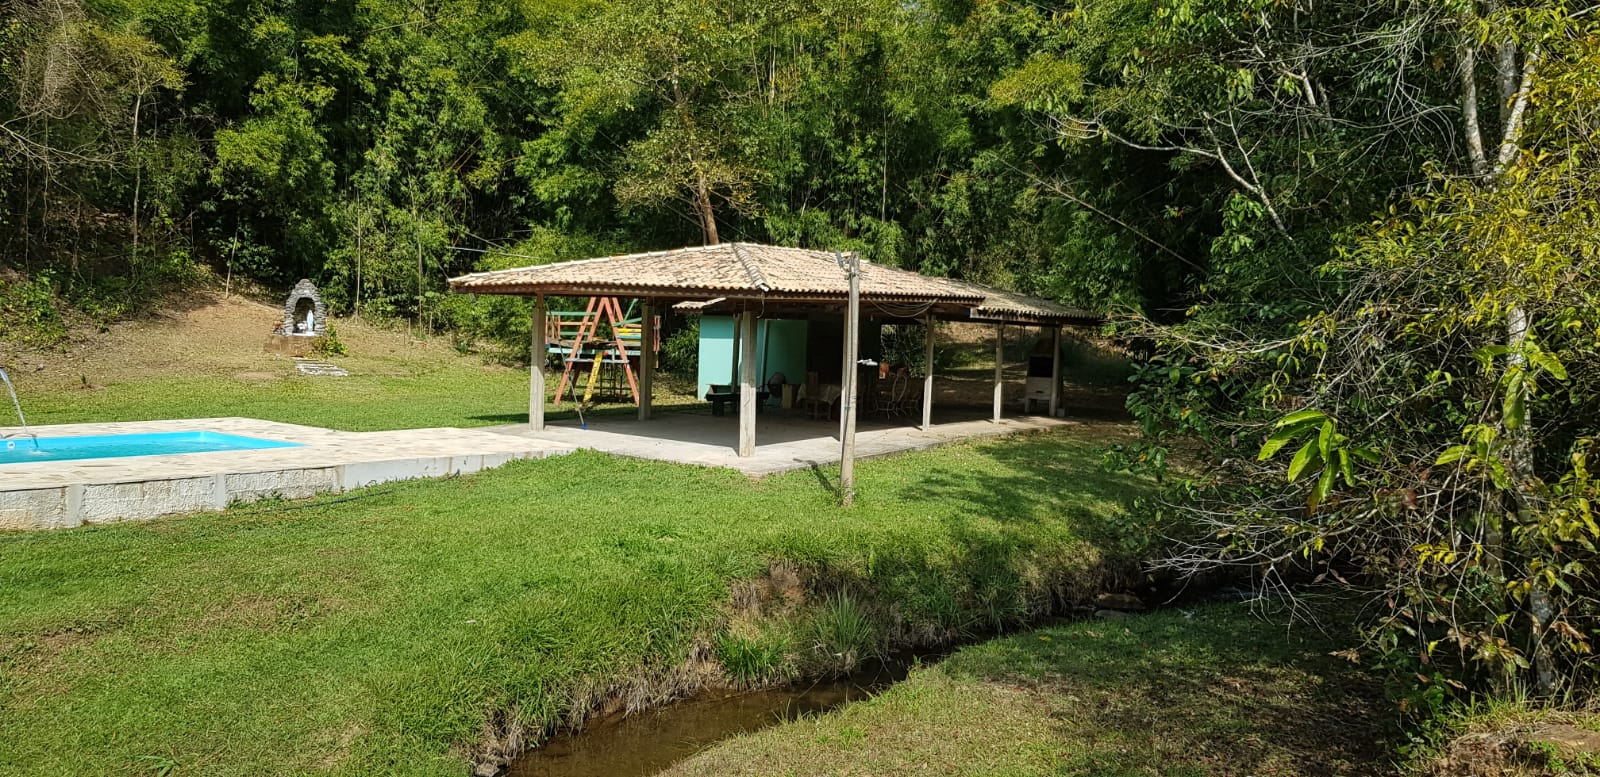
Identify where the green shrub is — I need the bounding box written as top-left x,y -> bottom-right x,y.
1058,335 -> 1135,387
662,316 -> 700,376
715,627 -> 795,687
807,593 -> 879,673
0,271 -> 66,346
880,323 -> 972,375
315,321 -> 350,357
437,292 -> 531,364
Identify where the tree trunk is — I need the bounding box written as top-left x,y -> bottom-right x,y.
40,120 -> 49,271
354,195 -> 364,319
414,205 -> 425,332
695,172 -> 719,245
1506,304 -> 1557,694
225,218 -> 239,298
131,91 -> 143,273
1460,40 -> 1490,177
1461,8 -> 1555,693
22,117 -> 32,270
670,65 -> 719,247
1483,0 -> 1520,111
72,197 -> 81,276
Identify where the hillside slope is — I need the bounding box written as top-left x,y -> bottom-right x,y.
1,290 -> 480,392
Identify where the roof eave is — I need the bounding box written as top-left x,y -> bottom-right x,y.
968,309 -> 1104,327
449,281 -> 980,303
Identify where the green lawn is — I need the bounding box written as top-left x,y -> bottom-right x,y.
0,428 -> 1148,776
665,604 -> 1393,777
19,369 -> 698,432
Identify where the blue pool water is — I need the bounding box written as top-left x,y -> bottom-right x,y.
0,431 -> 301,464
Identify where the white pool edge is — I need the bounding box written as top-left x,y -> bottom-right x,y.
0,419 -> 574,530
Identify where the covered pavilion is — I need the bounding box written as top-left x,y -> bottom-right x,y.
448,243 -> 1100,459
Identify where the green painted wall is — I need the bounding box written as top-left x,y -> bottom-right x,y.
697,316 -> 735,398
761,320 -> 808,387
696,317 -> 811,398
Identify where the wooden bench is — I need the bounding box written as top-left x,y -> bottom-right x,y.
706,386 -> 770,416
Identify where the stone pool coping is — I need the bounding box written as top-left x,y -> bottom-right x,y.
0,418 -> 574,530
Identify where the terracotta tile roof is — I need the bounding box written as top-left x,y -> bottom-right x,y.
449,242 -> 1101,324
450,243 -> 976,302
953,281 -> 1103,325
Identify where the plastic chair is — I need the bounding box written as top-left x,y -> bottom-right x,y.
801,371 -> 829,420
874,370 -> 908,417
899,376 -> 923,418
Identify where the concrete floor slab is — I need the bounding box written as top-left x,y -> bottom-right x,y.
1,407 -> 1085,528
491,407 -> 1080,476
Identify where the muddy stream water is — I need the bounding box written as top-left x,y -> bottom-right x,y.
503,604 -> 1165,776
506,661 -> 913,777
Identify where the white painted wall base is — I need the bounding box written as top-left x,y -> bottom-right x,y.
0,450 -> 565,530
0,418 -> 572,531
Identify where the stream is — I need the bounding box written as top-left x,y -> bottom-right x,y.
506,661 -> 913,777
501,602 -> 1184,775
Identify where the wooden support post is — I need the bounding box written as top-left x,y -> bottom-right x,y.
921,314 -> 935,431
838,315 -> 850,440
530,296 -> 547,431
992,323 -> 1005,423
1048,325 -> 1063,418
839,251 -> 861,506
638,299 -> 654,421
738,309 -> 757,457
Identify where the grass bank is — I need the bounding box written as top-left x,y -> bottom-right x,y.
0,427 -> 1147,776
15,368 -> 691,433
665,604 -> 1394,777
1406,698 -> 1600,776
20,368 -> 530,431
2,290 -> 693,432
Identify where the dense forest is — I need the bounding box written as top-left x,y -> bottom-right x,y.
4,0 -> 1599,718
1,0 -> 1200,333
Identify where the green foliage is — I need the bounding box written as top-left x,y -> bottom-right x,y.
7,0 -> 1157,337
715,626 -> 796,687
1257,411 -> 1380,514
1057,335 -> 1134,388
0,428 -> 1150,774
806,592 -> 880,674
505,0 -> 783,244
1122,16 -> 1600,702
0,271 -> 65,346
661,316 -> 700,376
878,324 -> 928,375
313,320 -> 349,357
440,292 -> 531,363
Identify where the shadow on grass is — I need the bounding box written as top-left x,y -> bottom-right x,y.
944,607 -> 1393,777
469,413 -> 530,425
890,426 -> 1152,547
749,428 -> 1164,639
804,462 -> 841,500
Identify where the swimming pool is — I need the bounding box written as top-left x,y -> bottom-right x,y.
0,431 -> 302,464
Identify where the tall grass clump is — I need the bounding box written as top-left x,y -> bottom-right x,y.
715,626 -> 796,687
807,593 -> 879,674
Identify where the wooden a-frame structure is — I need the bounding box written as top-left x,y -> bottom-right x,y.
551,296 -> 640,406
